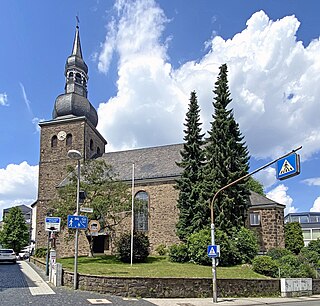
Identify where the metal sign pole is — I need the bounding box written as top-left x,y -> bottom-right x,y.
211,223 -> 217,303
209,146 -> 302,303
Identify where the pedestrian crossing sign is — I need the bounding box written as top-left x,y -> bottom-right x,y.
276,153 -> 300,180
207,245 -> 220,258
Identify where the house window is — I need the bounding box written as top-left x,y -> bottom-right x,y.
134,191 -> 149,232
312,229 -> 320,239
66,134 -> 72,146
97,147 -> 101,155
302,229 -> 311,240
249,212 -> 260,226
90,139 -> 94,151
51,135 -> 57,148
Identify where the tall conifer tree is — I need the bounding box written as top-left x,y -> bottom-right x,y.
204,64 -> 250,232
176,91 -> 208,241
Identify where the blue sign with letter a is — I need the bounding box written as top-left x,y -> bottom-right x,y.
276,153 -> 300,180
207,245 -> 220,258
67,215 -> 88,229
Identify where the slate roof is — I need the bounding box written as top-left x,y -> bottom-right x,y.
249,191 -> 284,208
98,143 -> 184,182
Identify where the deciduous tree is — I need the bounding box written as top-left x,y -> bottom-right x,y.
0,206 -> 29,252
51,159 -> 131,255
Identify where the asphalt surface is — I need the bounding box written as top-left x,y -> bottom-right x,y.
1,260 -> 320,306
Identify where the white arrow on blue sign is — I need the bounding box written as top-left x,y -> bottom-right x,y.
207,245 -> 220,258
67,215 -> 88,229
276,153 -> 300,180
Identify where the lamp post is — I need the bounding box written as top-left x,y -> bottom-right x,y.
67,149 -> 82,290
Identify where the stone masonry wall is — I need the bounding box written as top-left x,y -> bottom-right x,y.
248,207 -> 285,252
36,118 -> 105,256
62,270 -> 280,298
112,180 -> 181,254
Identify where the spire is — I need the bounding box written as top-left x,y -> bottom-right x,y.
71,25 -> 83,59
52,22 -> 98,127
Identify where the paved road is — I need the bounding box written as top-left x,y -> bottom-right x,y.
1,261 -> 320,306
0,261 -> 153,306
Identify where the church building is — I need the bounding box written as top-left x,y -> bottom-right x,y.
34,25 -> 285,258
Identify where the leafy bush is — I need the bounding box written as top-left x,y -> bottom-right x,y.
215,229 -> 241,266
299,247 -> 320,268
233,227 -> 258,263
266,247 -> 292,260
307,239 -> 320,254
168,243 -> 189,263
252,255 -> 279,277
277,254 -> 316,278
116,231 -> 150,263
34,247 -> 47,258
188,229 -> 211,265
155,244 -> 167,256
284,222 -> 304,255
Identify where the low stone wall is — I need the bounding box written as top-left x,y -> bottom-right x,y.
30,257 -> 46,270
62,270 -> 280,298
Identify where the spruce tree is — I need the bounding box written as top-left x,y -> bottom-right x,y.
175,91 -> 208,241
204,64 -> 250,233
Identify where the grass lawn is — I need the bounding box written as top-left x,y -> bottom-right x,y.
58,255 -> 268,279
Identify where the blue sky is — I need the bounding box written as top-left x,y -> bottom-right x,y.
1,0 -> 320,219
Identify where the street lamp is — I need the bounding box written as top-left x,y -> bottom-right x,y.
67,149 -> 82,290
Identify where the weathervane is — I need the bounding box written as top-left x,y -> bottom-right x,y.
76,14 -> 80,27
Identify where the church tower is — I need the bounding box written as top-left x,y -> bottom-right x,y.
35,25 -> 107,250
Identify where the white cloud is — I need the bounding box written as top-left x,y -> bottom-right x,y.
0,162 -> 38,220
310,197 -> 320,212
95,3 -> 320,162
303,177 -> 320,186
266,184 -> 296,215
253,167 -> 277,189
0,92 -> 8,106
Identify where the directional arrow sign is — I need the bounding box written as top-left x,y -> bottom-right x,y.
276,153 -> 300,180
67,215 -> 88,229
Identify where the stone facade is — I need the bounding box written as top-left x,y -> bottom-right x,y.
247,193 -> 285,253
35,117 -> 106,250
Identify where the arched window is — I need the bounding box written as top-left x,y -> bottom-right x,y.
134,191 -> 149,232
51,135 -> 57,148
68,72 -> 74,78
90,139 -> 94,151
75,73 -> 81,84
66,134 -> 72,146
97,147 -> 101,156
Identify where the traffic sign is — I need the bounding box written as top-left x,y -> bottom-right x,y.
45,217 -> 61,232
207,245 -> 220,258
276,153 -> 300,180
67,215 -> 88,229
88,220 -> 100,233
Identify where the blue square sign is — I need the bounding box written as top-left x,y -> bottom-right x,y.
67,215 -> 88,229
276,153 -> 300,180
207,245 -> 220,258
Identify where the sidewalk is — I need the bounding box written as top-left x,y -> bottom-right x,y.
145,295 -> 320,305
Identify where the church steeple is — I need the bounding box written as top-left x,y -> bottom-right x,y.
65,25 -> 88,97
72,25 -> 83,58
52,24 -> 98,127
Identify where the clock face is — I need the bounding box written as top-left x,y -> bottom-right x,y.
57,130 -> 67,141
